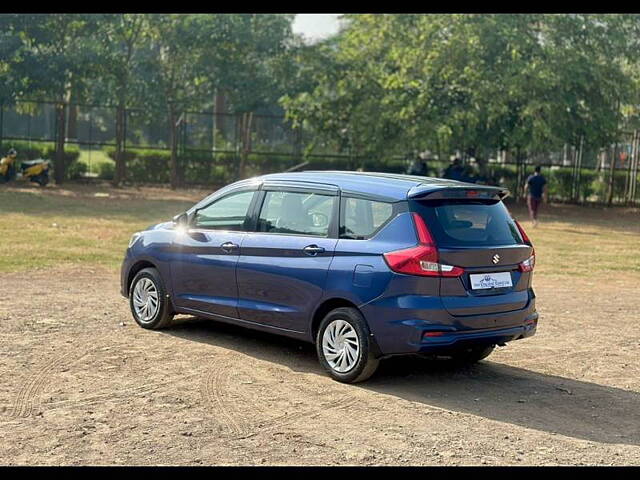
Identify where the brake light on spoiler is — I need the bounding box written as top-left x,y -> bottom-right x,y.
407,184 -> 509,201
383,213 -> 464,277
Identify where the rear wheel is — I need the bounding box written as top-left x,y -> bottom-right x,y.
316,307 -> 379,383
449,345 -> 495,364
129,267 -> 173,329
34,174 -> 48,186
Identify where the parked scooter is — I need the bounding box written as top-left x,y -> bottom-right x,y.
0,149 -> 50,186
20,159 -> 50,186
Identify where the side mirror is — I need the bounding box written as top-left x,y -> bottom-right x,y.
173,212 -> 190,228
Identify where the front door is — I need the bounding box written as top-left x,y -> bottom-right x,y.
170,189 -> 257,318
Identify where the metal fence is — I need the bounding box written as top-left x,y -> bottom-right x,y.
1,99 -> 639,205
0,99 -> 316,157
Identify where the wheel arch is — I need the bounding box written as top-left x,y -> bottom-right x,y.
311,298 -> 359,342
125,260 -> 159,297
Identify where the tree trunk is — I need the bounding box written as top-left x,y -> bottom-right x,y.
67,104 -> 78,142
169,106 -> 179,190
113,103 -> 126,187
54,102 -> 67,185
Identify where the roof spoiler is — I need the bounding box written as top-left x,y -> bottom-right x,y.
408,184 -> 509,201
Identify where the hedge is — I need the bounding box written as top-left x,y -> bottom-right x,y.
99,147 -> 639,203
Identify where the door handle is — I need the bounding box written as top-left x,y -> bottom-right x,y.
220,242 -> 239,253
303,244 -> 325,256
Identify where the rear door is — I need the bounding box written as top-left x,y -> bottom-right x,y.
410,199 -> 533,317
236,183 -> 339,333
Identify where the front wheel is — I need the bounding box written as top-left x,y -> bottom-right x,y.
316,307 -> 380,383
129,267 -> 173,329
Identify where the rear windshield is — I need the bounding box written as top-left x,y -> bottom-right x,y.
410,199 -> 523,247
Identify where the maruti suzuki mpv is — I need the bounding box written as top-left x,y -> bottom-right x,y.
121,172 -> 538,383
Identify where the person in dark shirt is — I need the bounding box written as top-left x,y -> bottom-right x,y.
442,158 -> 465,181
525,165 -> 547,227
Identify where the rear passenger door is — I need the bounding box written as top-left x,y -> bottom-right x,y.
236,183 -> 339,333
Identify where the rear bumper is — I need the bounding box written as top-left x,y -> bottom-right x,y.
361,291 -> 538,356
414,315 -> 537,354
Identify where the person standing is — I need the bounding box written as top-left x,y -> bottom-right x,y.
524,165 -> 547,227
442,158 -> 465,181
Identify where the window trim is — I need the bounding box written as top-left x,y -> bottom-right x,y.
252,187 -> 340,239
191,188 -> 259,232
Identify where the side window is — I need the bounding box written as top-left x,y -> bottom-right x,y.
341,197 -> 394,239
193,190 -> 255,231
257,190 -> 336,236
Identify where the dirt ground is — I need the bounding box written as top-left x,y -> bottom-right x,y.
1,188 -> 639,465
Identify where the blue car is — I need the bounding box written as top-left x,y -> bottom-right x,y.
121,172 -> 537,383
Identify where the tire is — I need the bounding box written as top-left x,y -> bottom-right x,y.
129,267 -> 173,330
449,344 -> 495,364
316,307 -> 380,383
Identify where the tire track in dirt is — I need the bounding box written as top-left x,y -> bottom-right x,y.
40,371 -> 202,412
201,364 -> 252,438
8,350 -> 88,418
200,354 -> 359,439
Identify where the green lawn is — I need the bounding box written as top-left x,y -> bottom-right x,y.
0,185 -> 197,272
0,185 -> 638,278
77,149 -> 114,176
506,201 -> 640,278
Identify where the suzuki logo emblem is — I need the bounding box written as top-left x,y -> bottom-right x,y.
492,254 -> 501,264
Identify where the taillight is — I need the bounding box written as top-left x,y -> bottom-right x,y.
383,213 -> 464,277
519,252 -> 535,272
513,220 -> 535,272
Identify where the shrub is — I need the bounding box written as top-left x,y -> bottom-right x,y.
66,160 -> 87,180
97,161 -> 115,181
590,169 -> 631,203
547,167 -> 574,200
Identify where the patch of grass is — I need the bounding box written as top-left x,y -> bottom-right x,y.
1,186 -> 638,278
506,202 -> 640,278
77,149 -> 114,176
0,187 -> 194,272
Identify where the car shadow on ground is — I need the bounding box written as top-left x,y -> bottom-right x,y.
164,315 -> 640,447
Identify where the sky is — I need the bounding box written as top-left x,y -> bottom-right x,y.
292,14 -> 341,42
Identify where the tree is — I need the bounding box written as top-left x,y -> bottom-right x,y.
3,14 -> 97,183
91,14 -> 150,186
143,14 -> 214,189
195,14 -> 296,178
282,14 -> 636,171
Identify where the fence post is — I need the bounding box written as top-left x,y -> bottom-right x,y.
607,143 -> 618,206
180,112 -> 187,185
631,130 -> 640,205
625,131 -> 635,204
